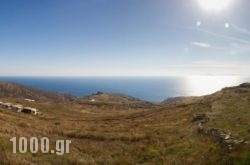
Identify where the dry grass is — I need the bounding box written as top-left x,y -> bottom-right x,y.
0,84 -> 250,164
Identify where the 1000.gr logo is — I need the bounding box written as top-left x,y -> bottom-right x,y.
10,137 -> 71,155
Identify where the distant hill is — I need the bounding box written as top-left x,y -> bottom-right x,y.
0,82 -> 154,109
79,91 -> 146,103
0,82 -> 75,102
77,91 -> 156,109
161,96 -> 203,105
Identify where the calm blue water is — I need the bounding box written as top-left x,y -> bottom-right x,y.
0,76 -> 249,102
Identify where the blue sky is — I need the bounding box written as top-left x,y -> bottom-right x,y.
0,0 -> 250,76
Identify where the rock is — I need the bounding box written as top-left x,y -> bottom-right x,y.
234,139 -> 244,144
197,123 -> 204,133
228,145 -> 233,150
224,134 -> 231,140
197,126 -> 244,150
225,139 -> 234,144
95,91 -> 104,95
192,113 -> 209,123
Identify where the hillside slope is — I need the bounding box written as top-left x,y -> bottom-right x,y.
0,82 -> 249,164
77,91 -> 156,110
0,82 -> 75,102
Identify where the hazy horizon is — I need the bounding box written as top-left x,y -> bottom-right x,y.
1,75 -> 250,102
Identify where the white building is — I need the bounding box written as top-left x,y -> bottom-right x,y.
2,103 -> 12,109
12,104 -> 24,112
0,101 -> 40,115
22,107 -> 39,115
24,99 -> 35,102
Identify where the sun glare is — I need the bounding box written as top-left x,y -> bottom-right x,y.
197,0 -> 233,11
186,76 -> 242,96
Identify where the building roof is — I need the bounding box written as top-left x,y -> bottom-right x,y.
12,104 -> 24,108
2,103 -> 12,106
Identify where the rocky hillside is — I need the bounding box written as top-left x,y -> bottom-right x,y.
196,83 -> 250,146
168,83 -> 250,164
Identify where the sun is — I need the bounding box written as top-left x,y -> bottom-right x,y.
197,0 -> 233,11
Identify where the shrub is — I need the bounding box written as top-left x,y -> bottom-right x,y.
236,151 -> 250,165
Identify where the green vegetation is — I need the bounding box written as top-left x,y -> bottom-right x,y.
235,151 -> 250,165
241,152 -> 250,165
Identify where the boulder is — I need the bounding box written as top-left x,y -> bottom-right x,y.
192,113 -> 209,123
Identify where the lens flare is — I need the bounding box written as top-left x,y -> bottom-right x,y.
198,0 -> 233,11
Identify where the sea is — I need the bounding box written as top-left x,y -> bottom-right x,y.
0,76 -> 249,102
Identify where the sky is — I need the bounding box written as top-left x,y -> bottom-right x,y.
0,0 -> 250,76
